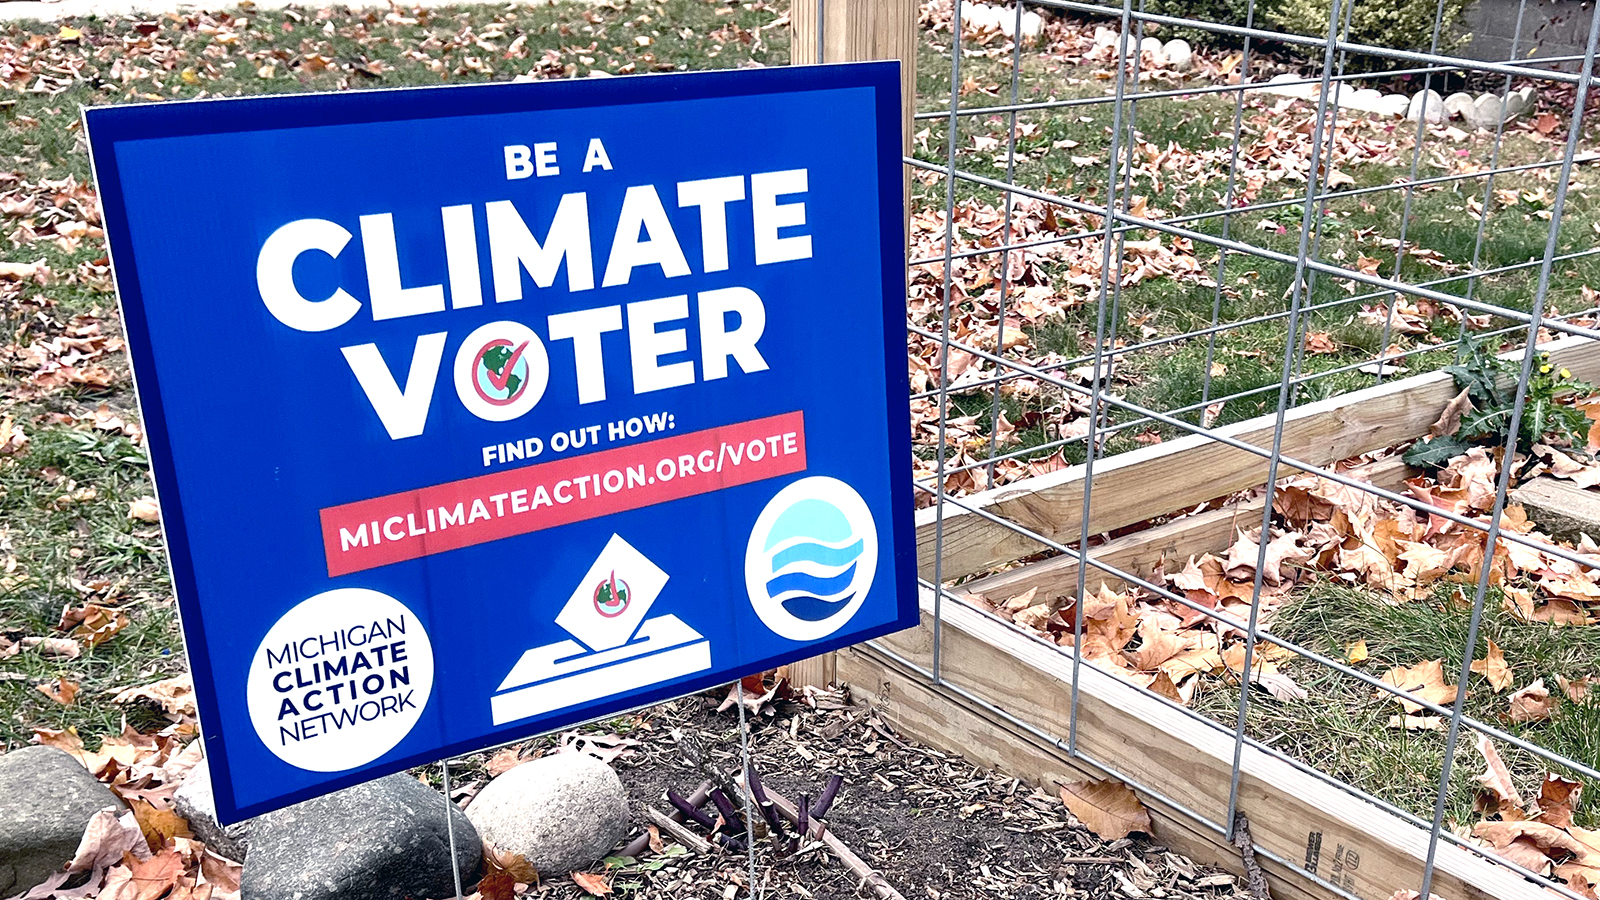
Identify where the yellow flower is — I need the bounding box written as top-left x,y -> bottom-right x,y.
1541,364 -> 1552,374
1561,368 -> 1572,379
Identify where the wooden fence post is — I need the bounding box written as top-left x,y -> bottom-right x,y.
785,1 -> 918,690
790,0 -> 919,231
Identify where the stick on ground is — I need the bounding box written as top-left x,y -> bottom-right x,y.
645,806 -> 714,856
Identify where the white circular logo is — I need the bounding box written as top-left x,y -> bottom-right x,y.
745,476 -> 878,641
453,320 -> 550,422
246,588 -> 434,772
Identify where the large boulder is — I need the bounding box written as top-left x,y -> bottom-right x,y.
465,753 -> 629,875
241,774 -> 481,900
0,746 -> 125,896
172,758 -> 251,862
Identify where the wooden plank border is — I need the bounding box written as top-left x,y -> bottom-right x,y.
960,455 -> 1417,604
916,335 -> 1600,583
846,592 -> 1548,900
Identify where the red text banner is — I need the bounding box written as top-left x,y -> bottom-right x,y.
321,412 -> 807,576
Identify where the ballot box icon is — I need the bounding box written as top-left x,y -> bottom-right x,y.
491,534 -> 712,726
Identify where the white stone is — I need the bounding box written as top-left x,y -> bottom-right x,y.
962,4 -> 1003,31
466,753 -> 629,876
1505,85 -> 1536,118
1406,89 -> 1445,124
1464,93 -> 1506,131
1162,38 -> 1192,70
1443,91 -> 1475,119
1375,93 -> 1412,117
1344,87 -> 1384,112
1020,10 -> 1043,38
1094,25 -> 1118,48
1139,35 -> 1166,65
1262,72 -> 1315,100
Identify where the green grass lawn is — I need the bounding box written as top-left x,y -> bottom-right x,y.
0,0 -> 788,752
1194,581 -> 1600,830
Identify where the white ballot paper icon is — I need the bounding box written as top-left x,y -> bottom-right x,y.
491,534 -> 712,726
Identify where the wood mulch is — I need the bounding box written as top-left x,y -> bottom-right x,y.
460,684 -> 1251,900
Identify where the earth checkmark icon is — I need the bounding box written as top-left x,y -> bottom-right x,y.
485,340 -> 530,392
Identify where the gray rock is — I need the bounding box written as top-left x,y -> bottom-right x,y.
241,774 -> 481,900
0,746 -> 125,896
466,754 -> 628,875
1443,91 -> 1476,119
1406,89 -> 1445,124
172,758 -> 251,862
1465,93 -> 1505,131
1161,38 -> 1192,70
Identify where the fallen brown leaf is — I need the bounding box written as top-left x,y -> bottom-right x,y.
1509,678 -> 1556,723
36,676 -> 79,705
572,870 -> 612,896
1474,734 -> 1524,814
1470,639 -> 1513,693
1539,775 -> 1583,829
1558,674 -> 1594,705
1059,779 -> 1152,840
1431,388 -> 1474,438
128,496 -> 161,524
114,675 -> 197,722
68,809 -> 152,873
1379,659 -> 1459,713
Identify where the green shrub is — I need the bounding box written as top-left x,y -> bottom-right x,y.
1142,0 -> 1279,49
1265,0 -> 1469,63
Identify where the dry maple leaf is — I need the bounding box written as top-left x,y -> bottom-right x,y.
1558,674 -> 1595,705
1303,331 -> 1339,354
116,848 -> 186,900
1539,775 -> 1583,829
485,747 -> 528,778
1509,679 -> 1557,723
1474,734 -> 1524,814
127,797 -> 193,851
128,497 -> 161,524
1345,640 -> 1369,663
114,675 -> 197,723
68,809 -> 152,873
1378,659 -> 1459,713
1387,714 -> 1444,731
1470,639 -> 1513,693
1430,388 -> 1474,438
571,870 -> 612,896
1058,779 -> 1151,840
36,676 -> 80,705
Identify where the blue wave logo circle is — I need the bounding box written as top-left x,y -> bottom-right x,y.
746,477 -> 877,641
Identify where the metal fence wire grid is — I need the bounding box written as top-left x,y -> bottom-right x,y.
823,1 -> 1600,899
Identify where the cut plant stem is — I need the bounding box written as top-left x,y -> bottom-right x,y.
762,785 -> 907,900
668,788 -> 717,831
811,774 -> 844,819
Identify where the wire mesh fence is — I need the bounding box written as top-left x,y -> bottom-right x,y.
857,0 -> 1600,897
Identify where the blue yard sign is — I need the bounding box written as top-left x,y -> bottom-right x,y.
85,62 -> 915,823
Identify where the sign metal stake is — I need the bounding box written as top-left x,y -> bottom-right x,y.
442,759 -> 465,900
736,682 -> 761,898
